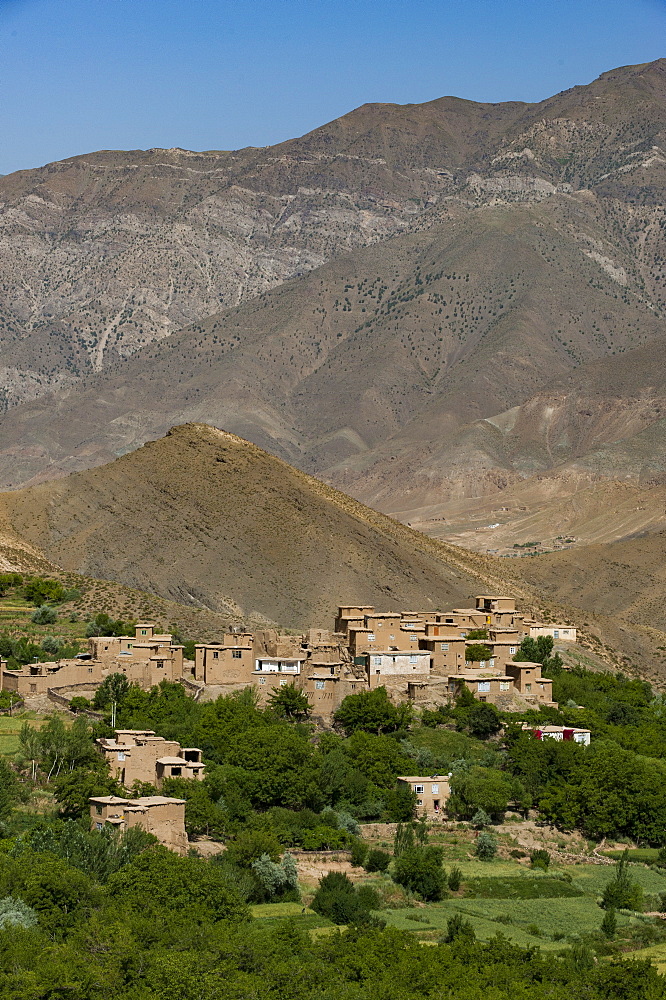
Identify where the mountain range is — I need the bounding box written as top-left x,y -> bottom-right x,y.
0,58 -> 665,554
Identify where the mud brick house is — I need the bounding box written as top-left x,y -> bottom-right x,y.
89,795 -> 188,853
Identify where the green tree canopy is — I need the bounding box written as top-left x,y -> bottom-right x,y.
333,687 -> 412,736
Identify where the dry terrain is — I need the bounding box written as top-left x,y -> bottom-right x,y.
0,59 -> 664,548
1,423 -> 666,688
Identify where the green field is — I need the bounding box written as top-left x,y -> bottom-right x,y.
380,896 -> 633,948
571,863 -> 666,896
0,712 -> 46,755
250,902 -> 334,931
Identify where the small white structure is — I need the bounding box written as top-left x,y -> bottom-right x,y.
527,624 -> 577,642
524,724 -> 590,745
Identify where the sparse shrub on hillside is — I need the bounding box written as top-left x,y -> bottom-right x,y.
475,831 -> 497,861
448,866 -> 462,891
530,849 -> 551,870
31,605 -> 58,625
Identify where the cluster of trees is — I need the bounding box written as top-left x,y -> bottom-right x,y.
0,831 -> 658,1000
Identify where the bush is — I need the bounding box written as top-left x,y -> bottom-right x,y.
530,849 -> 551,870
601,907 -> 617,939
30,605 -> 58,625
601,851 -> 643,911
69,696 -> 91,713
472,808 -> 492,828
364,849 -> 390,873
392,846 -> 446,901
448,866 -> 462,892
475,831 -> 497,861
443,912 -> 476,943
310,871 -> 380,925
349,839 -> 368,868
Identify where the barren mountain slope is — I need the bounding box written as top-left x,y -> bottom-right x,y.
3,423 -> 666,686
0,187 -> 661,494
0,58 -> 664,410
0,423 -> 499,627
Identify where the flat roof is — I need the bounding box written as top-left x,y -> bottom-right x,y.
397,775 -> 450,783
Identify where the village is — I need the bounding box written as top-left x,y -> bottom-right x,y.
0,594 -> 577,716
0,593 -> 587,852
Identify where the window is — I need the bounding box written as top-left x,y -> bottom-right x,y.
258,677 -> 266,685
389,634 -> 395,641
410,635 -> 417,641
88,667 -> 93,673
117,753 -> 126,761
279,678 -> 287,686
440,643 -> 449,651
460,632 -> 467,638
157,660 -> 165,669
554,630 -> 559,639
367,633 -> 375,641
431,784 -> 439,794
315,680 -> 325,690
127,643 -> 133,649
417,799 -> 423,806
232,650 -> 242,659
141,630 -> 147,636
96,805 -> 103,815
479,661 -> 486,668
414,785 -> 424,793
171,767 -> 182,776
500,681 -> 510,691
489,658 -> 495,667
96,822 -> 103,831
510,646 -> 516,654
478,681 -> 490,693
372,656 -> 382,667
525,683 -> 532,693
213,651 -> 219,659
409,654 -> 418,664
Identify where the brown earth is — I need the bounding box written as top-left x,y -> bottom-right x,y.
1,423 -> 666,688
0,60 -> 665,549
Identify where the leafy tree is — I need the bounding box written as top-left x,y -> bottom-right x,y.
601,906 -> 617,939
392,846 -> 446,900
30,605 -> 58,625
364,849 -> 390,872
53,766 -> 121,819
471,808 -> 492,828
530,849 -> 550,870
226,829 -> 282,867
106,847 -> 249,921
250,852 -> 299,902
161,776 -> 225,837
0,896 -> 37,930
311,871 -> 380,925
475,830 -> 497,860
223,725 -> 322,810
93,672 -> 131,710
444,912 -> 476,943
85,613 -> 134,638
601,850 -> 643,911
463,702 -> 502,739
464,644 -> 493,664
333,687 -> 412,736
448,866 -> 462,891
448,766 -> 514,820
466,629 -> 489,641
24,577 -> 65,605
350,839 -> 368,867
0,758 -> 18,822
267,682 -> 312,721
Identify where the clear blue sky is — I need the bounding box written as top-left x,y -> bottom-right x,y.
0,0 -> 664,175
